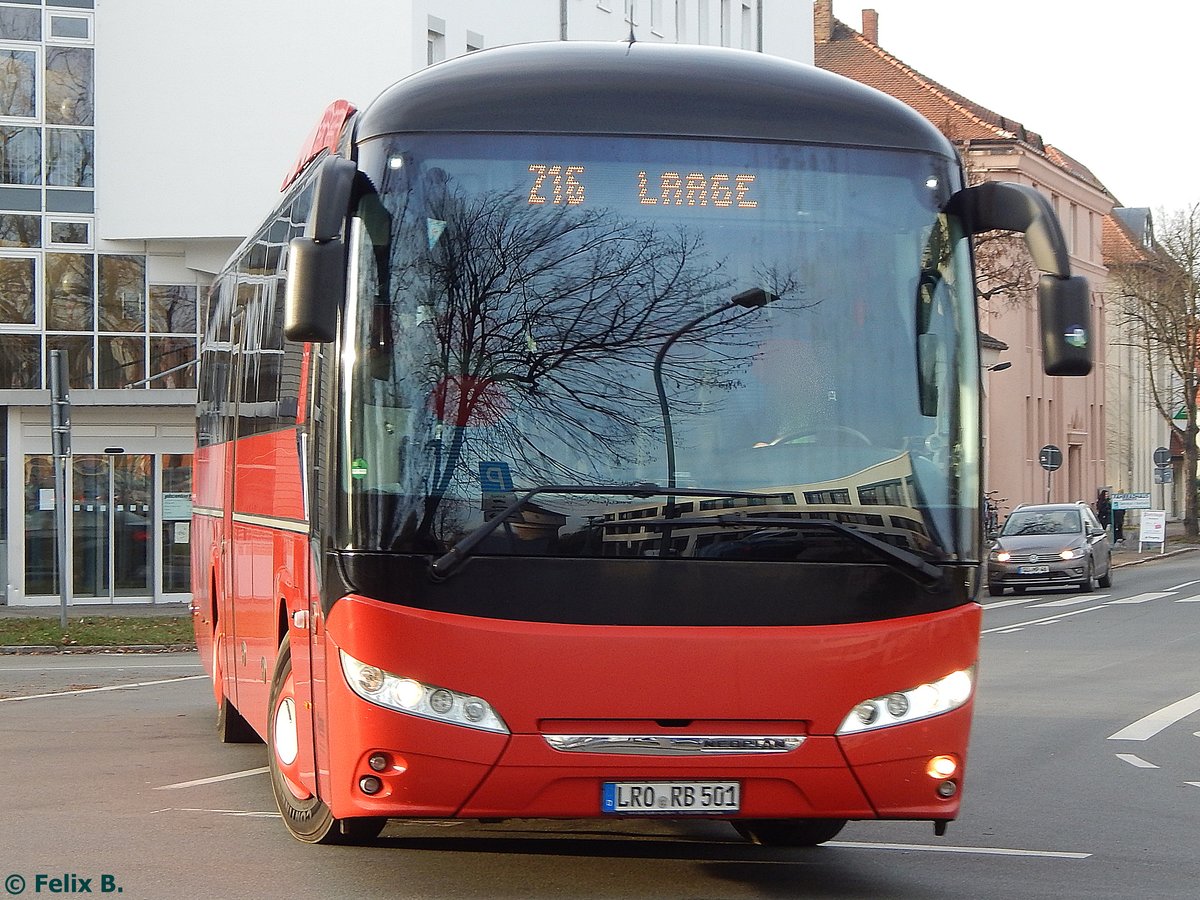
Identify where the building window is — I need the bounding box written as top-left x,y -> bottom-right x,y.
466,30 -> 483,53
44,45 -> 92,125
0,332 -> 39,386
0,7 -> 41,41
97,333 -> 144,388
97,254 -> 145,332
741,2 -> 751,49
0,213 -> 39,247
0,48 -> 37,117
45,127 -> 91,185
148,284 -> 196,334
44,251 -> 92,330
0,125 -> 40,184
0,253 -> 36,325
47,217 -> 88,247
149,335 -> 196,388
47,13 -> 91,43
45,332 -> 92,388
427,29 -> 445,66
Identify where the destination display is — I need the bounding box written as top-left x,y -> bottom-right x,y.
527,163 -> 759,210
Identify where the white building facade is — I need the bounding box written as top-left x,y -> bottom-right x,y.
0,0 -> 813,606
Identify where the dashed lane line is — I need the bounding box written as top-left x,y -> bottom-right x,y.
1107,591 -> 1173,605
1108,690 -> 1200,741
155,767 -> 269,790
1115,754 -> 1158,768
1034,595 -> 1107,608
981,604 -> 1109,635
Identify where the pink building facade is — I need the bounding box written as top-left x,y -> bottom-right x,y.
814,2 -> 1111,513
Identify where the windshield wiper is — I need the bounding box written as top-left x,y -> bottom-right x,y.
428,483 -> 782,580
650,514 -> 945,585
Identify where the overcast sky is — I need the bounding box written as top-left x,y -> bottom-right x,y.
829,1 -> 1198,214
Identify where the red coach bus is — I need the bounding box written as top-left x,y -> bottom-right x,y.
192,41 -> 1092,845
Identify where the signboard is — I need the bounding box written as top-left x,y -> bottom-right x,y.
1138,510 -> 1167,549
1154,467 -> 1173,484
1038,444 -> 1062,471
1153,446 -> 1171,466
162,492 -> 193,521
1111,492 -> 1151,510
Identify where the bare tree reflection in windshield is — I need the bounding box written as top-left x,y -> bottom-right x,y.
354,166 -> 801,552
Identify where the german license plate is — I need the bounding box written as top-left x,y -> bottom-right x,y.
602,781 -> 740,814
1018,565 -> 1050,574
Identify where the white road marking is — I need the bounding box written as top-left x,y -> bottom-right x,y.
0,674 -> 207,703
1107,592 -> 1172,605
1108,691 -> 1200,741
827,841 -> 1090,859
1034,595 -> 1106,608
153,807 -> 281,818
155,767 -> 269,790
981,597 -> 1041,610
1167,580 -> 1200,591
145,809 -> 1091,857
1187,783 -> 1200,789
1176,594 -> 1200,603
981,604 -> 1109,635
1115,753 -> 1158,768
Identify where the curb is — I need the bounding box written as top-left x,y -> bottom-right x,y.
0,643 -> 197,656
1112,546 -> 1199,569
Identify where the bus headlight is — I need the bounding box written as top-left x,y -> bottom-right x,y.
339,650 -> 509,734
836,667 -> 975,734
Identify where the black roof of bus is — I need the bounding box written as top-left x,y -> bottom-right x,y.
353,41 -> 957,156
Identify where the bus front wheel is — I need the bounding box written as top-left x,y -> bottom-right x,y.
267,637 -> 386,845
732,818 -> 847,847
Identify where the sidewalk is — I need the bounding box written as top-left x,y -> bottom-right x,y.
1110,518 -> 1198,568
0,601 -> 190,618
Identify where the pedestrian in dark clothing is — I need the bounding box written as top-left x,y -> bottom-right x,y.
1113,505 -> 1126,543
1095,489 -> 1112,531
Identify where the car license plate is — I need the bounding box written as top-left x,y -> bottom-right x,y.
1018,565 -> 1050,574
602,781 -> 740,814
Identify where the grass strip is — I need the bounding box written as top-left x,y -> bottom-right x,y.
0,616 -> 195,647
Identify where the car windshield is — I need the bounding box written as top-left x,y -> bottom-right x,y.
336,134 -> 981,564
1001,509 -> 1082,536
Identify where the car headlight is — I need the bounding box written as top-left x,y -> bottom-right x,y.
339,650 -> 509,734
837,667 -> 975,734
1059,547 -> 1086,560
990,549 -> 1011,562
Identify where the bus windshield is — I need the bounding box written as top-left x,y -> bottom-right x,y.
338,134 -> 980,564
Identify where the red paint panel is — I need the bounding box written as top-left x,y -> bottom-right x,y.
838,705 -> 973,819
314,595 -> 980,821
231,428 -> 306,520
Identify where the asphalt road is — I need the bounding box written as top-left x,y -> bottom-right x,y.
1,557 -> 1198,899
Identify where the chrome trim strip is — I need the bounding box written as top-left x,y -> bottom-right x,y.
543,735 -> 805,755
192,505 -> 222,518
231,511 -> 311,535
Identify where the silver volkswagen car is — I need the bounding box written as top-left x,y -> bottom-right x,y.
986,502 -> 1113,596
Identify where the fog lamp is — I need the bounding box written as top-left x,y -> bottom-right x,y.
359,775 -> 383,795
926,755 -> 958,779
368,753 -> 389,772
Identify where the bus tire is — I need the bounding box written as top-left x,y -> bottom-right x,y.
731,818 -> 847,847
267,637 -> 386,845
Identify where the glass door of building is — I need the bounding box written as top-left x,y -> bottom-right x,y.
70,453 -> 153,599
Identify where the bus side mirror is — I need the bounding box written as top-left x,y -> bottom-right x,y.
1038,274 -> 1093,376
947,181 -> 1093,376
284,155 -> 358,343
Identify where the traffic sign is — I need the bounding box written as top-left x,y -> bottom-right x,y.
1153,446 -> 1171,467
1038,444 -> 1062,471
1155,467 -> 1173,484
